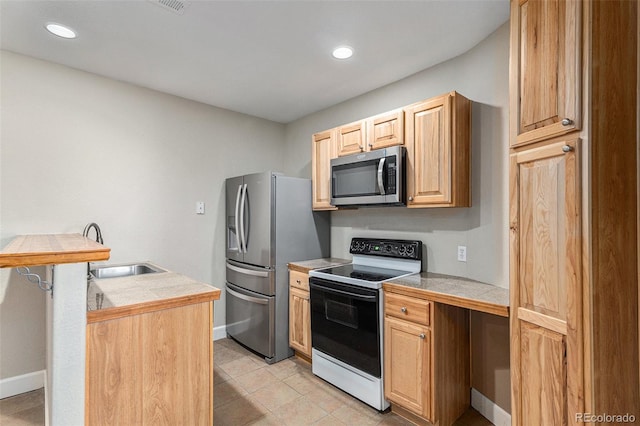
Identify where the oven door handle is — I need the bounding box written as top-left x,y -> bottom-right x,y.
310,283 -> 377,302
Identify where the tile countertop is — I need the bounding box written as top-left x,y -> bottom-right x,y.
87,262 -> 221,323
288,258 -> 351,274
384,272 -> 509,317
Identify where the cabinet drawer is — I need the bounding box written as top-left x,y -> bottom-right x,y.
385,292 -> 431,326
289,270 -> 309,291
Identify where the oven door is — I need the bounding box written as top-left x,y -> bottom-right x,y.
309,277 -> 381,377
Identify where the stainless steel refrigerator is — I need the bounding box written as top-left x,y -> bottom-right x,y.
225,171 -> 330,363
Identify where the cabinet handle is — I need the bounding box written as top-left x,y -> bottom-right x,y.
401,307 -> 407,313
562,145 -> 573,153
359,145 -> 364,151
296,279 -> 301,284
408,196 -> 414,202
369,143 -> 373,148
561,118 -> 573,126
419,334 -> 425,339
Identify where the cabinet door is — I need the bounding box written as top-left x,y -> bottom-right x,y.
311,130 -> 337,211
510,139 -> 582,425
337,120 -> 366,157
289,287 -> 311,357
366,109 -> 404,150
384,317 -> 431,420
510,0 -> 581,147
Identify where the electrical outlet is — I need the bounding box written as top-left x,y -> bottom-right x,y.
196,201 -> 205,215
457,246 -> 467,262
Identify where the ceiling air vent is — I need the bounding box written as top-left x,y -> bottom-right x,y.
148,0 -> 189,15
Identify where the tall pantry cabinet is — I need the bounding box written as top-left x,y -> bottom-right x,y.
508,0 -> 639,424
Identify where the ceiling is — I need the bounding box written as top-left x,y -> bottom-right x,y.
0,0 -> 509,123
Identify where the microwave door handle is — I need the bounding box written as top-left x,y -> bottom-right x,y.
234,184 -> 242,252
239,183 -> 248,253
377,157 -> 386,195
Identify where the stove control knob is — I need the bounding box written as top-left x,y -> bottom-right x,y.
406,245 -> 415,256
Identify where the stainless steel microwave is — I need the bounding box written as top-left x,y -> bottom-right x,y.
330,145 -> 405,207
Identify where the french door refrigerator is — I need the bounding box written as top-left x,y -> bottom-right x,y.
225,171 -> 329,363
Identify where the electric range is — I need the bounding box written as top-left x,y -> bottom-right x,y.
308,237 -> 423,411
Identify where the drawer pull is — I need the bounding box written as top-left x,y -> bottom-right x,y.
401,307 -> 407,313
561,118 -> 573,126
296,279 -> 301,284
419,333 -> 425,339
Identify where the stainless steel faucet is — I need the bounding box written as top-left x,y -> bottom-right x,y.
83,222 -> 103,244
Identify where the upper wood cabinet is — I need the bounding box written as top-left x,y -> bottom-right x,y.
510,0 -> 581,147
311,129 -> 337,211
336,120 -> 366,157
404,92 -> 471,208
366,109 -> 404,151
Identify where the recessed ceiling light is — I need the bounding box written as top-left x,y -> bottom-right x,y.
45,23 -> 77,39
332,46 -> 353,60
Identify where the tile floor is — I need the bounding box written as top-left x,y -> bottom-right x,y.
0,337 -> 493,426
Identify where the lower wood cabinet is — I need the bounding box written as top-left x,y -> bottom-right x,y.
86,302 -> 213,425
384,289 -> 469,425
288,269 -> 312,359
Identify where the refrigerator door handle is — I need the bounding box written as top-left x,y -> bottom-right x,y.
226,262 -> 269,277
239,183 -> 248,253
226,285 -> 269,305
234,184 -> 242,252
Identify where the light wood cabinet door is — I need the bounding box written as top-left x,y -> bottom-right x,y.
510,139 -> 582,425
510,0 -> 581,147
384,317 -> 431,421
311,130 -> 337,211
404,92 -> 470,208
288,286 -> 311,357
86,302 -> 213,426
337,120 -> 366,157
366,109 -> 404,150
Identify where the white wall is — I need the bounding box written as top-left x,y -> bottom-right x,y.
0,50 -> 285,380
284,22 -> 511,412
285,22 -> 509,288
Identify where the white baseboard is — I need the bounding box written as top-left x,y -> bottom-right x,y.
213,325 -> 227,341
471,388 -> 511,426
0,370 -> 46,399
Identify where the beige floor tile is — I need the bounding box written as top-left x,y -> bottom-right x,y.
0,389 -> 44,417
246,412 -> 283,425
265,358 -> 301,380
273,395 -> 329,426
250,382 -> 302,411
282,372 -> 323,395
214,378 -> 249,408
312,414 -> 348,425
219,355 -> 265,378
214,366 -> 232,384
331,404 -> 381,426
213,394 -> 269,426
304,387 -> 348,414
235,367 -> 280,393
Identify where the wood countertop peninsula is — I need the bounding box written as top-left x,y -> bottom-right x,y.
87,264 -> 221,323
0,233 -> 110,268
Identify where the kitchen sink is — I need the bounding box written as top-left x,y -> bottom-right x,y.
90,262 -> 166,279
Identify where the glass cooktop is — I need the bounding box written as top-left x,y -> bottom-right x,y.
317,264 -> 409,282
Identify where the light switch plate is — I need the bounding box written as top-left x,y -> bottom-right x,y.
196,201 -> 205,215
457,246 -> 467,262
